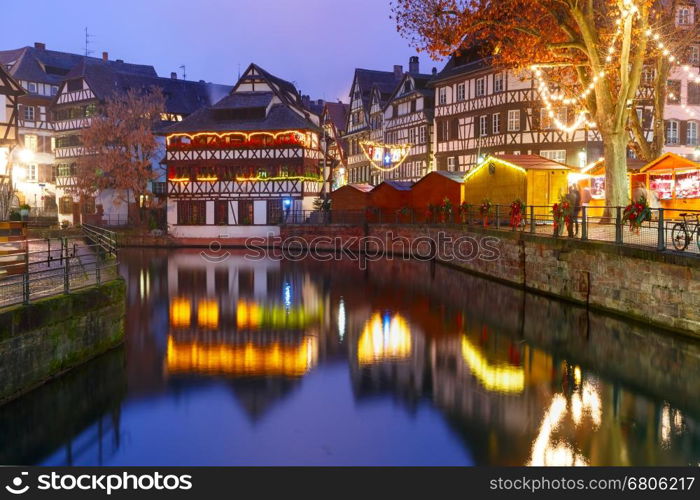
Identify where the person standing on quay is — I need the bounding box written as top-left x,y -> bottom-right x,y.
569,185 -> 582,236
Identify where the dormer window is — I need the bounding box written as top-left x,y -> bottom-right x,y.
403,80 -> 412,94
678,6 -> 693,26
27,82 -> 37,94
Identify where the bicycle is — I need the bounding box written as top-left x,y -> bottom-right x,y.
670,212 -> 700,251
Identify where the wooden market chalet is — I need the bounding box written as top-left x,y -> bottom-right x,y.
163,63 -> 325,238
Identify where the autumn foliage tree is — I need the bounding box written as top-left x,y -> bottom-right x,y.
392,0 -> 698,208
71,87 -> 166,223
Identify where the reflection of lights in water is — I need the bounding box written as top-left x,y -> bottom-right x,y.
574,366 -> 582,386
357,313 -> 411,364
197,299 -> 219,330
338,298 -> 346,341
166,336 -> 318,376
529,394 -> 589,466
661,404 -> 671,447
170,298 -> 191,328
673,409 -> 684,434
237,301 -> 261,329
139,269 -> 150,300
460,337 -> 525,394
571,393 -> 583,425
283,282 -> 292,309
581,381 -> 601,428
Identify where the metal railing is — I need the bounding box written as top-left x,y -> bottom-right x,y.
0,234 -> 119,309
281,206 -> 700,255
82,224 -> 117,255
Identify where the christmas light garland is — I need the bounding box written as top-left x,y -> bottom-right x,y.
530,0 -> 699,133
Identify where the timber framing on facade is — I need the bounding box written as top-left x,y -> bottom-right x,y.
162,63 -> 324,238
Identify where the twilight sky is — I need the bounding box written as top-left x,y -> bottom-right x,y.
3,0 -> 443,102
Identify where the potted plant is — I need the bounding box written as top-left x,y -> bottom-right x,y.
479,199 -> 492,226
440,197 -> 453,223
509,199 -> 525,231
622,195 -> 652,234
552,195 -> 574,237
19,204 -> 30,220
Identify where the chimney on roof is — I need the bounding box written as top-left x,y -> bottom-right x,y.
394,65 -> 404,80
102,51 -> 109,61
34,42 -> 46,50
409,56 -> 419,75
301,95 -> 311,108
171,72 -> 177,79
432,67 -> 437,75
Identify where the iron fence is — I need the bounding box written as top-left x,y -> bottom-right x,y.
0,227 -> 120,309
281,206 -> 700,255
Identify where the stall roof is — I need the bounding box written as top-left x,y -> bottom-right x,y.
373,180 -> 414,192
640,152 -> 700,173
413,170 -> 467,185
485,154 -> 572,171
581,157 -> 646,176
340,183 -> 373,193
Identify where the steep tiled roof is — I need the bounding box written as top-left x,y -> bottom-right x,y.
163,102 -> 320,134
212,92 -> 273,110
0,45 -> 155,85
354,69 -> 401,109
60,59 -> 231,116
430,56 -> 491,85
324,102 -> 349,133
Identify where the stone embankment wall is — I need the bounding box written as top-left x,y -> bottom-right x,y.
281,224 -> 700,335
0,279 -> 126,403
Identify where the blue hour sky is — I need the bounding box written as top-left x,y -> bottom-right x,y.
3,0 -> 442,103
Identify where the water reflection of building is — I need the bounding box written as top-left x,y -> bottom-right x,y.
161,252 -> 335,419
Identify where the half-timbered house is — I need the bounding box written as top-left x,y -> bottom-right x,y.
344,66 -> 404,185
52,58 -> 229,226
0,64 -> 25,214
431,52 -> 604,172
0,43 -> 107,214
381,57 -> 435,183
321,101 -> 349,189
163,64 -> 324,239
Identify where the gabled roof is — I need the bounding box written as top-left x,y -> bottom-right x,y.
430,53 -> 492,86
383,72 -> 434,112
58,58 -> 231,116
212,92 -> 273,110
0,45 -> 155,85
413,170 -> 465,186
640,152 -> 700,172
352,68 -> 401,110
485,154 -> 572,171
335,183 -> 373,193
323,102 -> 349,133
0,64 -> 25,97
372,180 -> 414,192
162,65 -> 319,135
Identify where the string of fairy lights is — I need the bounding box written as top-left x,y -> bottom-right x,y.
530,0 -> 699,133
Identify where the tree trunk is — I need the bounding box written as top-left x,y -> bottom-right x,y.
602,131 -> 629,212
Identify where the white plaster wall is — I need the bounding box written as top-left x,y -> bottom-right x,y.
168,224 -> 280,239
206,201 -> 214,225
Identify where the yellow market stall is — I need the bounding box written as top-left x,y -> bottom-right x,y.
575,158 -> 645,218
639,153 -> 700,214
463,155 -> 571,218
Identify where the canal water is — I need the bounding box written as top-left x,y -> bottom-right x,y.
1,248 -> 699,466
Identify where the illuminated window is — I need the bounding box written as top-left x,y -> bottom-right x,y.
667,80 -> 681,104
691,46 -> 700,65
177,200 -> 206,225
447,157 -> 456,172
27,164 -> 37,182
24,134 -> 38,151
59,196 -> 73,215
214,200 -> 229,225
